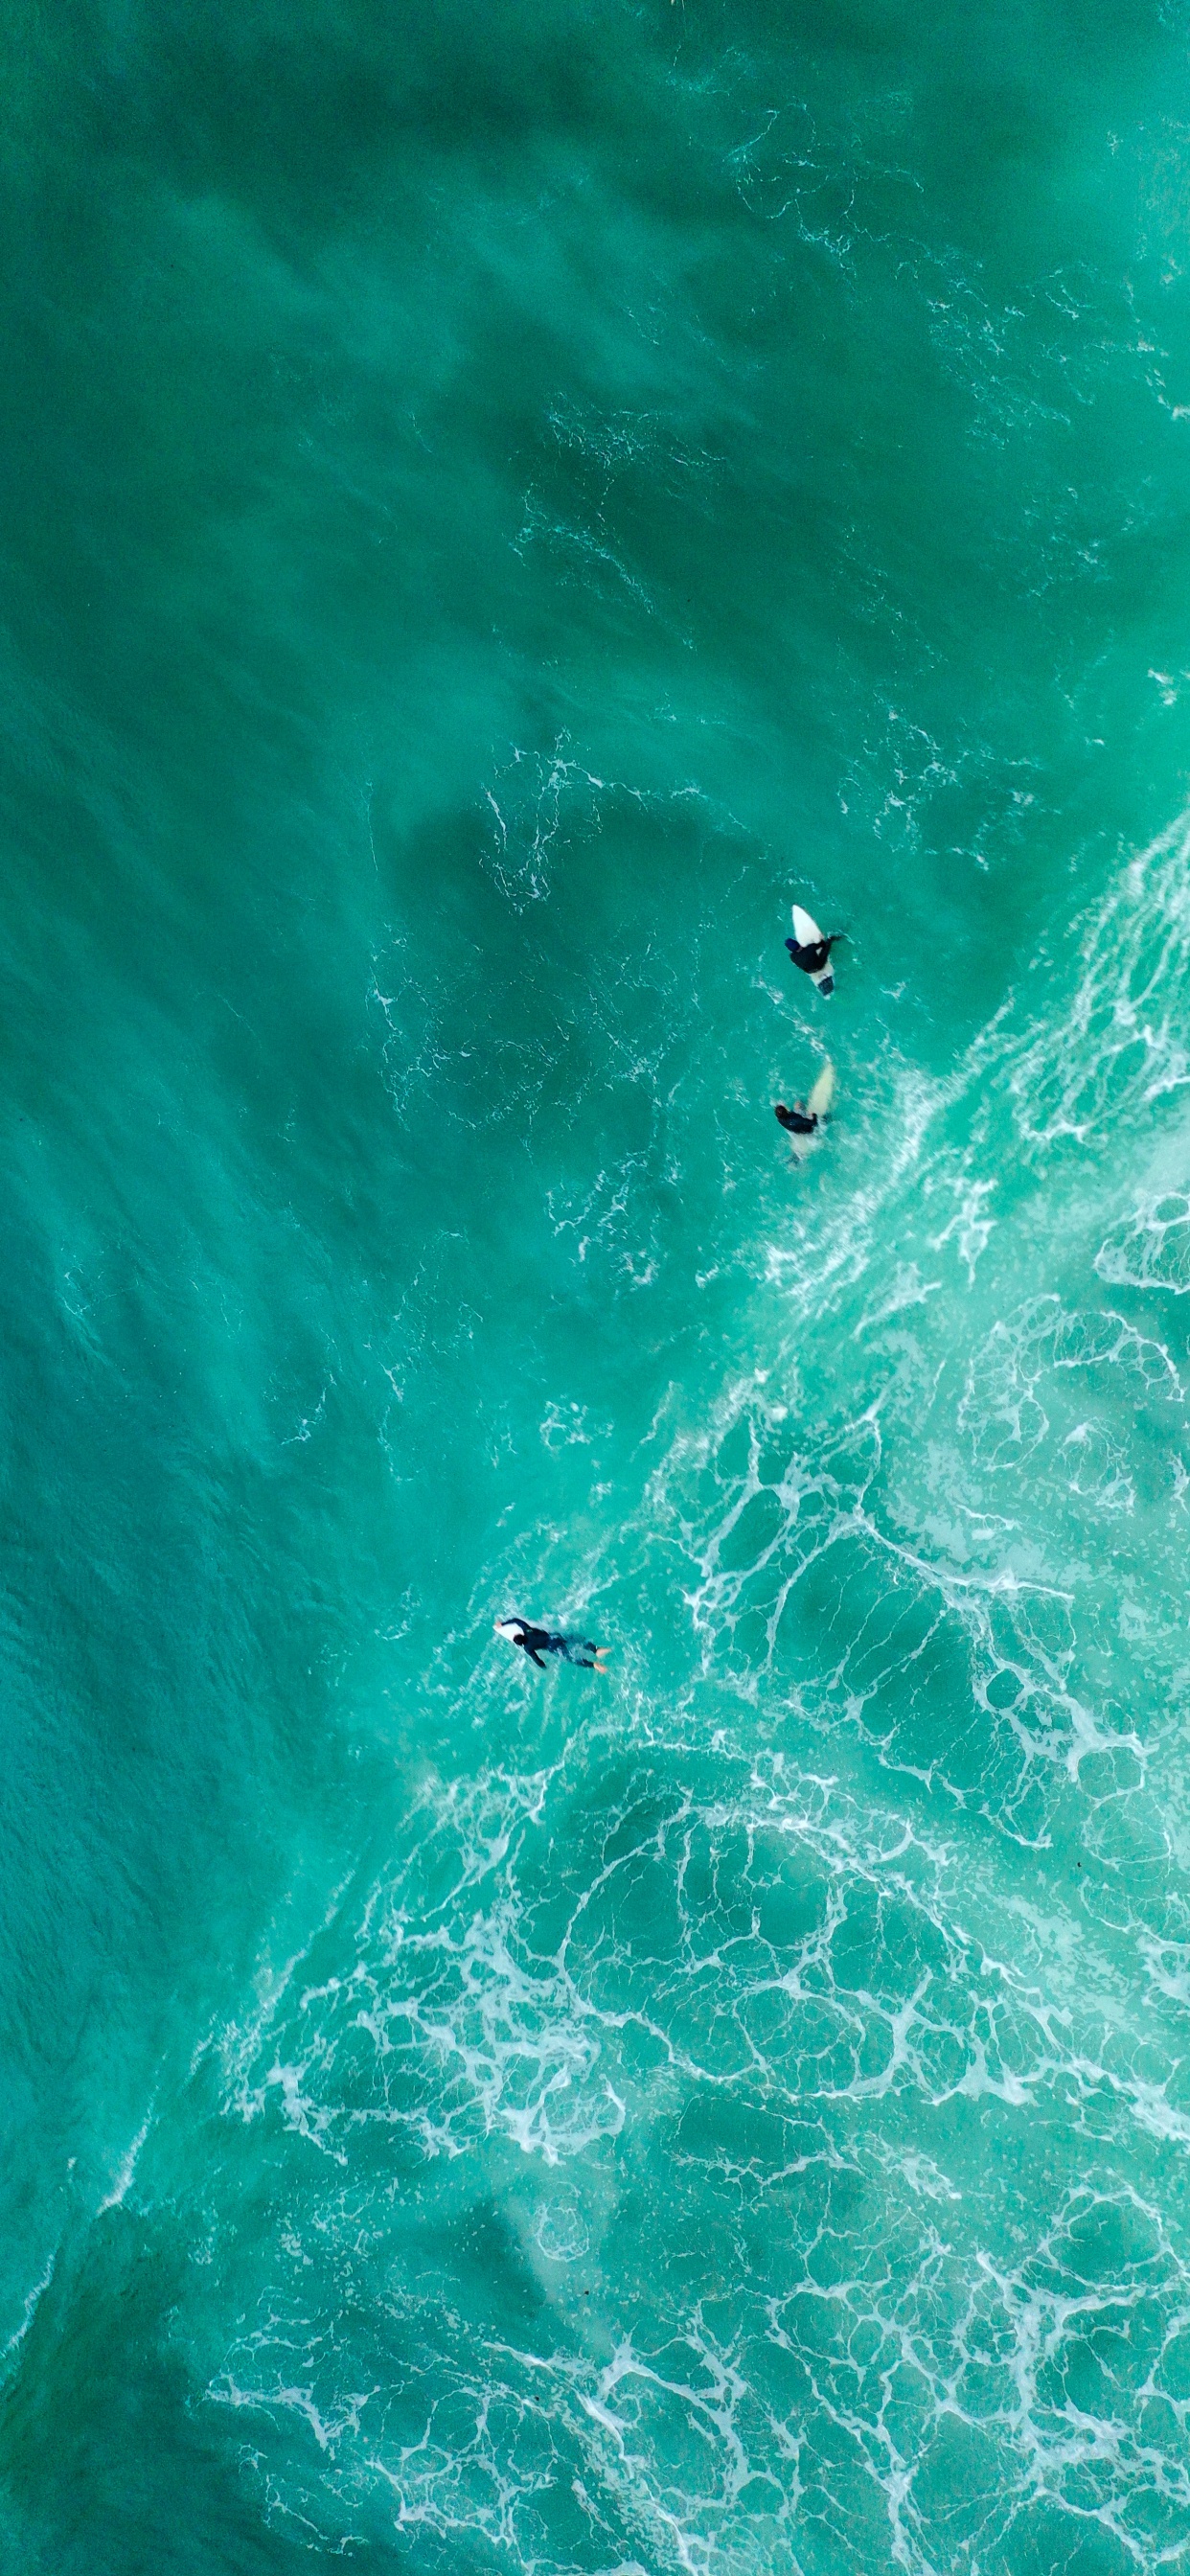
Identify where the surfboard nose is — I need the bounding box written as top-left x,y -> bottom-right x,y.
819,974 -> 834,996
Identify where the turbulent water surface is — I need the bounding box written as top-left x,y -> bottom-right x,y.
5,3 -> 1190,2570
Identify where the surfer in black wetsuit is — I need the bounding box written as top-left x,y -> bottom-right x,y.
774,1100 -> 819,1137
494,1617 -> 607,1672
786,929 -> 845,978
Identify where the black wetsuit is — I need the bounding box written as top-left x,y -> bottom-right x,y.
775,1103 -> 818,1136
506,1621 -> 601,1670
786,932 -> 842,976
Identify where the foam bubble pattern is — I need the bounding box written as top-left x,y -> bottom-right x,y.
193,821 -> 1190,2573
995,815 -> 1190,1151
200,1742 -> 1190,2573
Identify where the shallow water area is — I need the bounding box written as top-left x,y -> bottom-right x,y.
4,2 -> 1190,2571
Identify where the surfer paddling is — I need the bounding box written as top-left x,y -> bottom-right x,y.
494,1617 -> 607,1672
775,1062 -> 835,1161
787,902 -> 845,996
774,1100 -> 819,1138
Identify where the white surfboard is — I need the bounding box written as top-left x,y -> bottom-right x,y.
790,903 -> 822,949
788,1061 -> 835,1162
790,902 -> 835,996
807,1061 -> 835,1120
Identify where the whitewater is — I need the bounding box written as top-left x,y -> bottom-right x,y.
3,5 -> 1190,2573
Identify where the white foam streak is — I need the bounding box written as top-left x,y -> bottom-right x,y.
97,2103 -> 153,2212
203,813 -> 1190,2571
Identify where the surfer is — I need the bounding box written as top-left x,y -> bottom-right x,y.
787,902 -> 845,996
494,1617 -> 607,1672
775,1061 -> 835,1158
774,1099 -> 819,1137
786,927 -> 845,978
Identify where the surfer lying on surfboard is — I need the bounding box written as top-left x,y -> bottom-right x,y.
787,902 -> 846,996
775,1061 -> 835,1160
495,1617 -> 608,1672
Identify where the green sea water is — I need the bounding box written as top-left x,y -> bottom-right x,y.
5,2 -> 1190,2568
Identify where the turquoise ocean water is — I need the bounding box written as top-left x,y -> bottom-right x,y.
5,3 -> 1190,2568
